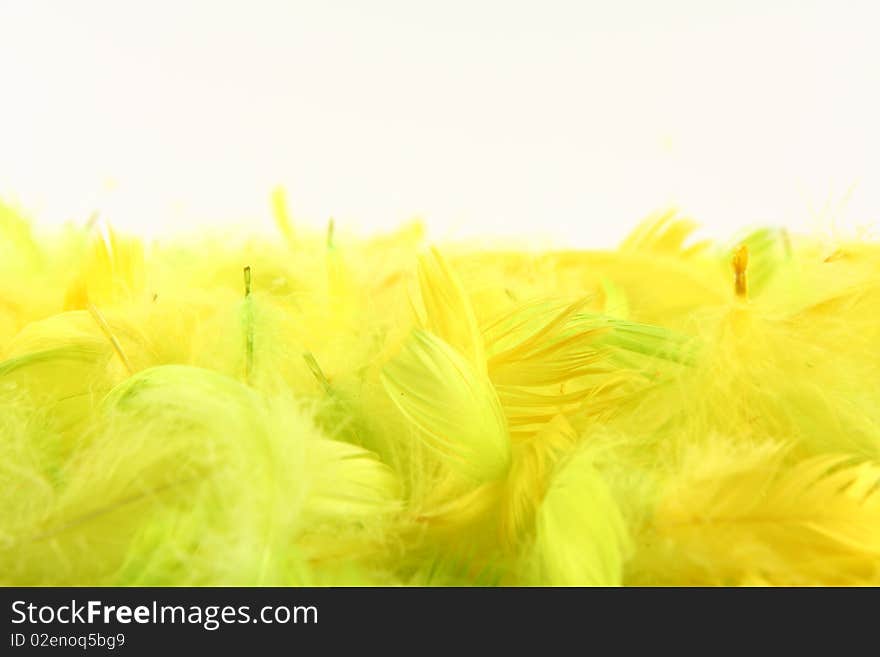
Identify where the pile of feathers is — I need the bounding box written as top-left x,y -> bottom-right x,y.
2,193 -> 880,587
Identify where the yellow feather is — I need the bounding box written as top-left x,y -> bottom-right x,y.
416,247 -> 485,370
639,441 -> 880,585
382,329 -> 510,482
529,443 -> 631,586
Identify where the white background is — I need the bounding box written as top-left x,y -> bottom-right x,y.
0,0 -> 878,246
